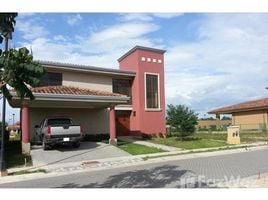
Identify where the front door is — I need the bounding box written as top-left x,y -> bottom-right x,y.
116,111 -> 131,136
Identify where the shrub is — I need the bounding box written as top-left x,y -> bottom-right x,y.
166,104 -> 198,138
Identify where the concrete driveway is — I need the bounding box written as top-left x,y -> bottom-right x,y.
31,142 -> 130,167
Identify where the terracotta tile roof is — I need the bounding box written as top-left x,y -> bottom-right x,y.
29,85 -> 124,97
208,97 -> 268,114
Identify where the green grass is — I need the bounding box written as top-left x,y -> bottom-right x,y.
5,140 -> 32,169
9,169 -> 47,176
116,140 -> 166,155
150,137 -> 227,150
195,131 -> 268,143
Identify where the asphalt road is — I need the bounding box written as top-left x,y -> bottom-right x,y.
1,148 -> 268,188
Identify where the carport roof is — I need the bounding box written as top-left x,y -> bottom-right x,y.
9,85 -> 130,108
30,85 -> 123,97
208,97 -> 268,114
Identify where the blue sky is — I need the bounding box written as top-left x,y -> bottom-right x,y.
3,13 -> 268,122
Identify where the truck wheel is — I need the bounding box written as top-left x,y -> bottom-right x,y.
42,139 -> 49,150
73,142 -> 80,148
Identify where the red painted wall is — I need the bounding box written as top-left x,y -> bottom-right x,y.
119,47 -> 166,135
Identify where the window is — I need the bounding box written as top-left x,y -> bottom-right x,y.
40,72 -> 62,86
145,73 -> 160,109
112,78 -> 132,104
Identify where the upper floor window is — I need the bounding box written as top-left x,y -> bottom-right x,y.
40,72 -> 62,86
112,78 -> 132,104
145,73 -> 160,110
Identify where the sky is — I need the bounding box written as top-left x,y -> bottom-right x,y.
2,13 -> 268,122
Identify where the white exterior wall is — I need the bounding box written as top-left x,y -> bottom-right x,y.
29,108 -> 109,140
62,71 -> 113,92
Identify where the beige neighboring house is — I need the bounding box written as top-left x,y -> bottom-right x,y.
197,119 -> 231,130
208,97 -> 268,131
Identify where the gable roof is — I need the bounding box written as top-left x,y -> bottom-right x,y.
117,45 -> 166,62
208,97 -> 268,114
38,60 -> 136,77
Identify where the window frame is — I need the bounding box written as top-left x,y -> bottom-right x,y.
144,72 -> 161,111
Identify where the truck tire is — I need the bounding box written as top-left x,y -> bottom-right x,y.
72,142 -> 80,148
42,139 -> 49,150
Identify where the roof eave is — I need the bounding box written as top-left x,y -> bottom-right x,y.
38,61 -> 136,77
10,92 -> 130,103
208,106 -> 268,114
117,46 -> 166,62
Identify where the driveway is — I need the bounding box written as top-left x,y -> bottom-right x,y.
31,142 -> 130,167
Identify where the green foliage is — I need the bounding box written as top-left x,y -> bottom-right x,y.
166,104 -> 198,137
0,13 -> 17,40
0,13 -> 45,100
221,116 -> 231,120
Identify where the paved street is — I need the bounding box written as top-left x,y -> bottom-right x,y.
1,148 -> 268,188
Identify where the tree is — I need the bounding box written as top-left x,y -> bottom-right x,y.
0,13 -> 45,100
166,104 -> 198,138
221,116 -> 231,120
0,13 -> 45,175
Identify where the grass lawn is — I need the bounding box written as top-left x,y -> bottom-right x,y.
116,140 -> 166,155
5,140 -> 32,169
150,137 -> 227,150
196,131 -> 268,143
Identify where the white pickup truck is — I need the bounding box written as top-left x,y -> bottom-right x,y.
35,117 -> 83,150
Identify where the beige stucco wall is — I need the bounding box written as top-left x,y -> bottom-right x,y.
62,71 -> 113,92
29,108 -> 109,140
198,120 -> 231,128
232,110 -> 268,130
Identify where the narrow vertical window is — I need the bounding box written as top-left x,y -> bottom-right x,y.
146,73 -> 159,109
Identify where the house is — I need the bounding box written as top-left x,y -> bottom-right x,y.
208,97 -> 268,131
197,119 -> 231,130
8,46 -> 167,154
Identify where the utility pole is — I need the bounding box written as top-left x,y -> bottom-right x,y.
0,37 -> 8,176
12,114 -> 15,126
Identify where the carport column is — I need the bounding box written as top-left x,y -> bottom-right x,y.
21,105 -> 30,154
109,106 -> 117,145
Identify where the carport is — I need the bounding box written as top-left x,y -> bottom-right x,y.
8,85 -> 130,154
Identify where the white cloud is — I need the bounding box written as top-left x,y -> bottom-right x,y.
120,13 -> 183,22
66,14 -> 82,26
164,14 -> 268,116
16,17 -> 48,40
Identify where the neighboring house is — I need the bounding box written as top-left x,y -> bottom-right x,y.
208,97 -> 268,131
8,46 -> 166,153
197,119 -> 231,130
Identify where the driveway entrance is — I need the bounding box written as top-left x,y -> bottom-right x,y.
31,142 -> 130,167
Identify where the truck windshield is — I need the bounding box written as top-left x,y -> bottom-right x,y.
47,118 -> 72,125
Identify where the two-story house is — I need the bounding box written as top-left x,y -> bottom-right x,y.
8,46 -> 167,154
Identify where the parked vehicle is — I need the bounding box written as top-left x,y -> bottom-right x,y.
35,117 -> 83,150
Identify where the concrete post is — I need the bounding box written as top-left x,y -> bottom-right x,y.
21,105 -> 30,154
109,106 -> 117,145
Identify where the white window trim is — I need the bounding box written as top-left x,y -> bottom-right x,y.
144,72 -> 161,111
